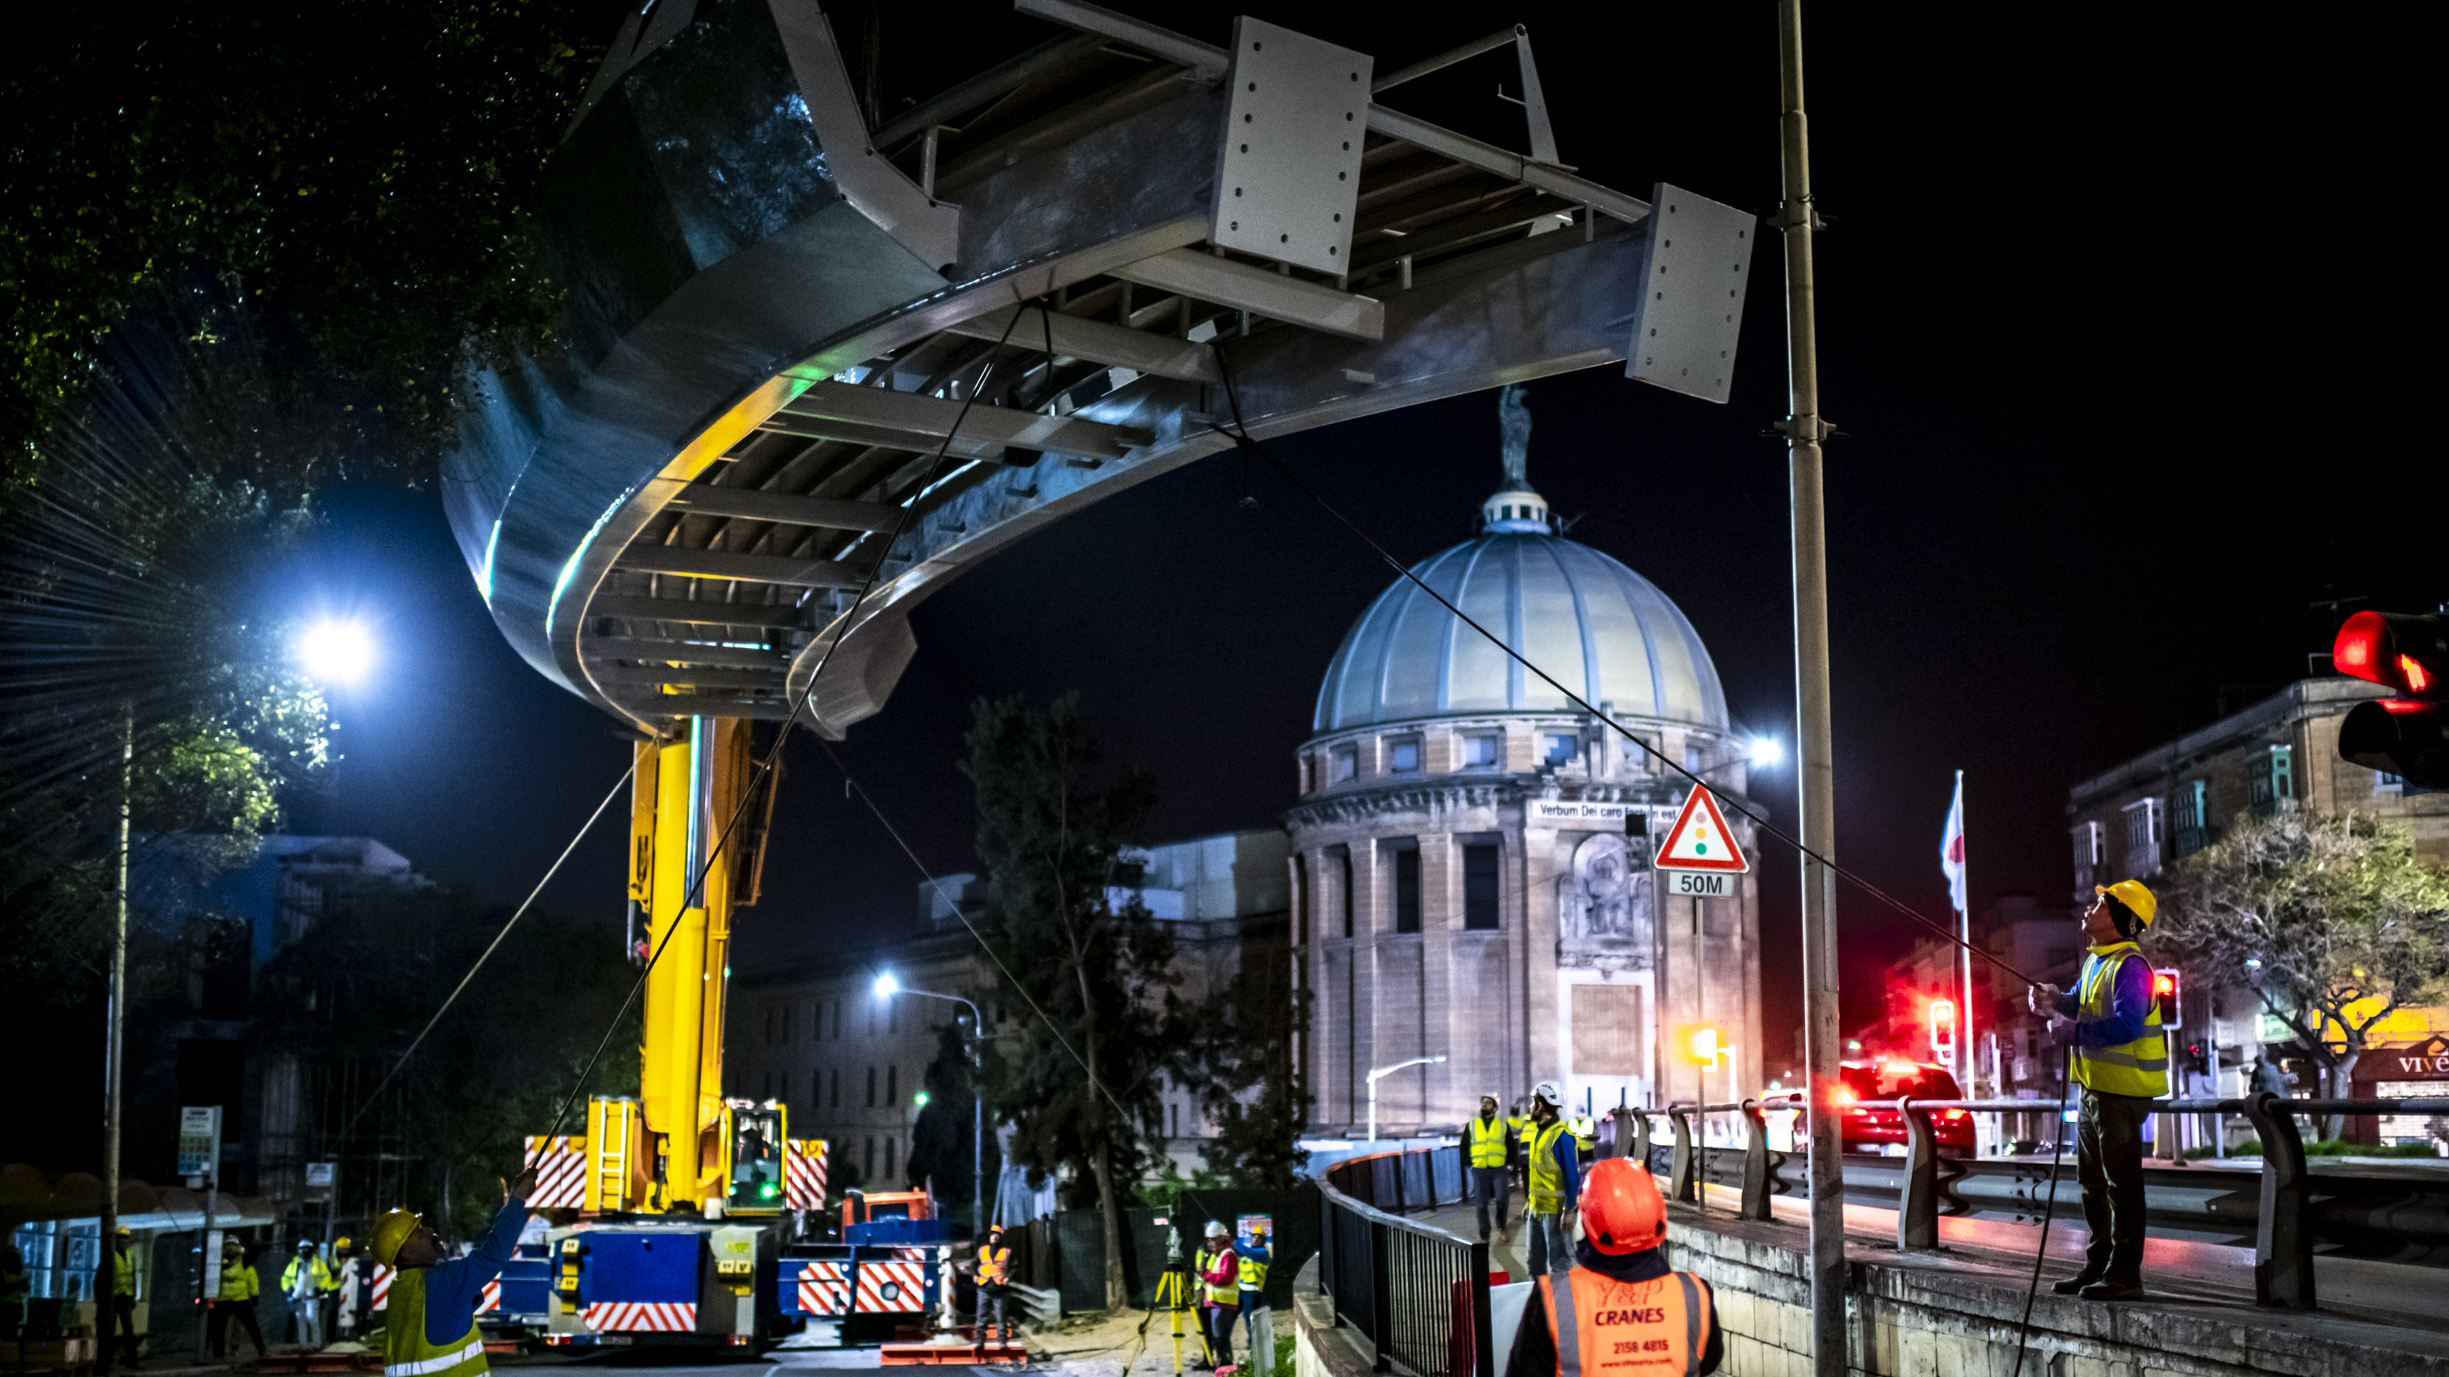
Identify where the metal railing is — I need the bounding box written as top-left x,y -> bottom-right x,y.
1317,1147 -> 1492,1377
1608,1093 -> 2449,1312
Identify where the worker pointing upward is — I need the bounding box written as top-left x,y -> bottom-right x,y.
2028,880 -> 2168,1301
370,1168 -> 534,1377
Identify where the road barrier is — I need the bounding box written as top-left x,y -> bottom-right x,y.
1315,1146 -> 1492,1377
1609,1092 -> 2449,1311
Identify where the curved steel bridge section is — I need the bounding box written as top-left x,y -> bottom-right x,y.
443,0 -> 1754,733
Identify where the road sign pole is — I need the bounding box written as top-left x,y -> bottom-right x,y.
1775,4 -> 1846,1374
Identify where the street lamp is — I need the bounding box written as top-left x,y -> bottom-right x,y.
874,972 -> 983,1235
1747,735 -> 1785,769
1364,1055 -> 1447,1144
297,618 -> 377,687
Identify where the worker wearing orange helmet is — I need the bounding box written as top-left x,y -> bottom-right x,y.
2027,880 -> 2168,1302
1505,1158 -> 1721,1377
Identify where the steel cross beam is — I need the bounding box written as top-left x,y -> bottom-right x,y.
441,0 -> 1755,732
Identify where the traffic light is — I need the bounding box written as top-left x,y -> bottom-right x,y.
2151,968 -> 2182,1032
2334,611 -> 2449,788
1927,999 -> 1957,1062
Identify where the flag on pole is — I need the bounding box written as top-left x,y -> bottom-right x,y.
1940,772 -> 1967,915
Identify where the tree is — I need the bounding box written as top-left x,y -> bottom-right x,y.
965,693 -> 1178,1310
2156,811 -> 2449,1136
908,1019 -> 983,1221
1175,954 -> 1311,1188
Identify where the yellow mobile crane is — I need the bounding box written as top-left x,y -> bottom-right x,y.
520,720 -> 831,1347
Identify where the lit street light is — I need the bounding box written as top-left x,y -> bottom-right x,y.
298,618 -> 376,686
1747,735 -> 1785,769
1364,1055 -> 1447,1144
873,971 -> 982,1234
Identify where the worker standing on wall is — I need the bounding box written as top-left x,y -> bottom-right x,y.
1507,1159 -> 1722,1376
369,1169 -> 533,1377
1193,1221 -> 1239,1371
2028,880 -> 2169,1302
1466,1094 -> 1512,1243
1237,1222 -> 1273,1377
1523,1081 -> 1580,1277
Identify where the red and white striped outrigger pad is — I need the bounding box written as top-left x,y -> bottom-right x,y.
370,1267 -> 392,1312
523,1136 -> 586,1209
794,1261 -> 850,1316
784,1140 -> 827,1210
477,1280 -> 501,1314
854,1257 -> 927,1313
582,1301 -> 697,1332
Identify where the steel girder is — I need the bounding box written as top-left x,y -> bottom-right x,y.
441,0 -> 1748,734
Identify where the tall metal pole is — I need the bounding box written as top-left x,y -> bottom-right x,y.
1776,5 -> 1846,1373
101,709 -> 131,1376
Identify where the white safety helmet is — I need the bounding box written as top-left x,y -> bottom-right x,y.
1205,1219 -> 1230,1239
1532,1080 -> 1563,1107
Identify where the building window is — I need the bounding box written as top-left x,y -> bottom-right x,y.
1463,843 -> 1500,930
829,1068 -> 840,1107
1392,844 -> 1421,933
887,1066 -> 898,1104
1338,847 -> 1355,938
2071,821 -> 2105,894
2376,769 -> 2404,793
1294,854 -> 1309,945
2173,779 -> 2212,857
1620,734 -> 1656,773
1331,746 -> 1358,784
866,1066 -> 876,1107
2249,745 -> 2297,817
864,1137 -> 875,1179
1169,1102 -> 1180,1138
2122,798 -> 2163,878
1544,732 -> 1578,766
1387,736 -> 1423,774
1461,733 -> 1500,768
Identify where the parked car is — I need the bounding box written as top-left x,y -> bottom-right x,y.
1837,1059 -> 1974,1157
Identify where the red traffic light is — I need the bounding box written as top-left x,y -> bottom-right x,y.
2152,968 -> 2182,1032
2334,611 -> 2448,699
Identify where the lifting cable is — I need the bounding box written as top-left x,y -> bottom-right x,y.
1205,349 -> 2046,995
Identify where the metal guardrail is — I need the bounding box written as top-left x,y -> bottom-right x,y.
1316,1147 -> 1493,1377
1608,1093 -> 2449,1312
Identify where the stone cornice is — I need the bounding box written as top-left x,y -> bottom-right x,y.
1286,779 -> 1721,832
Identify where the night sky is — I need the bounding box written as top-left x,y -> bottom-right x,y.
293,3 -> 2440,1077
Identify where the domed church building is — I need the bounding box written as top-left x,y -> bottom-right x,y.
1288,388 -> 1763,1136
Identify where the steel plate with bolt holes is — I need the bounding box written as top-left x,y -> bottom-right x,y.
1210,16 -> 1372,274
1625,183 -> 1755,404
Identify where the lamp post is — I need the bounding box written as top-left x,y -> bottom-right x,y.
1363,1055 -> 1446,1144
873,972 -> 985,1235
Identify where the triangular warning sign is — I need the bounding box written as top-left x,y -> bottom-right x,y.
1654,783 -> 1749,873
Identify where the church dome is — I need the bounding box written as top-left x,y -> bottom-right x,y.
1311,385 -> 1725,736
1312,530 -> 1729,734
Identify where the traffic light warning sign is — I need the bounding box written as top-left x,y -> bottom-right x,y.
1654,784 -> 1750,873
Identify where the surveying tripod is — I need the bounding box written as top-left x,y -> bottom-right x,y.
1152,1265 -> 1213,1375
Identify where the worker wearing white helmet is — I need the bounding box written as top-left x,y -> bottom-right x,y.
1523,1081 -> 1580,1276
1192,1220 -> 1239,1370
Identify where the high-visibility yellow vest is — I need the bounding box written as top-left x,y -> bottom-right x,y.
2070,943 -> 2168,1099
220,1262 -> 258,1302
114,1249 -> 136,1298
1197,1247 -> 1238,1306
381,1268 -> 488,1377
1566,1115 -> 1596,1151
1466,1115 -> 1509,1169
1526,1121 -> 1572,1213
1237,1250 -> 1268,1291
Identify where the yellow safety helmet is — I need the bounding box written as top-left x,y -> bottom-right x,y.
333,1236 -> 352,1252
2094,880 -> 2157,930
369,1209 -> 422,1268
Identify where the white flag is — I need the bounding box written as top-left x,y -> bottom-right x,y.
1940,772 -> 1967,915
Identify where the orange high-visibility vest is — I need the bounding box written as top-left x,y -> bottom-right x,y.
978,1245 -> 1010,1286
1538,1265 -> 1712,1377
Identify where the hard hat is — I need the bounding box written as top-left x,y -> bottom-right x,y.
1578,1158 -> 1666,1255
115,1226 -> 132,1237
1531,1080 -> 1563,1107
2094,880 -> 2157,930
296,1238 -> 317,1251
334,1237 -> 352,1251
369,1209 -> 422,1268
1205,1219 -> 1229,1238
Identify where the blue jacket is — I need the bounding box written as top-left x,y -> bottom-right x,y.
2050,951 -> 2152,1048
1549,1125 -> 1581,1210
418,1198 -> 528,1347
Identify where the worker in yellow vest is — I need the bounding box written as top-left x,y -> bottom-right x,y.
1237,1223 -> 1273,1377
209,1239 -> 265,1360
1466,1094 -> 1513,1243
2029,880 -> 2167,1302
369,1168 -> 533,1377
1565,1110 -> 1598,1164
1523,1081 -> 1580,1277
1507,1158 -> 1721,1376
1193,1220 -> 1239,1370
99,1227 -> 138,1365
972,1226 -> 1015,1346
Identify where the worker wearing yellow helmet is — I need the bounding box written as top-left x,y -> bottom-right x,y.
2027,879 -> 2167,1302
368,1167 -> 534,1377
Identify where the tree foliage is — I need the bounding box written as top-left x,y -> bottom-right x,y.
2,0 -> 604,481
965,693 -> 1178,1309
2156,811 -> 2449,1115
1174,953 -> 1311,1188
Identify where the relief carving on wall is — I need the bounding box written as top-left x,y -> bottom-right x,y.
1557,832 -> 1654,972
